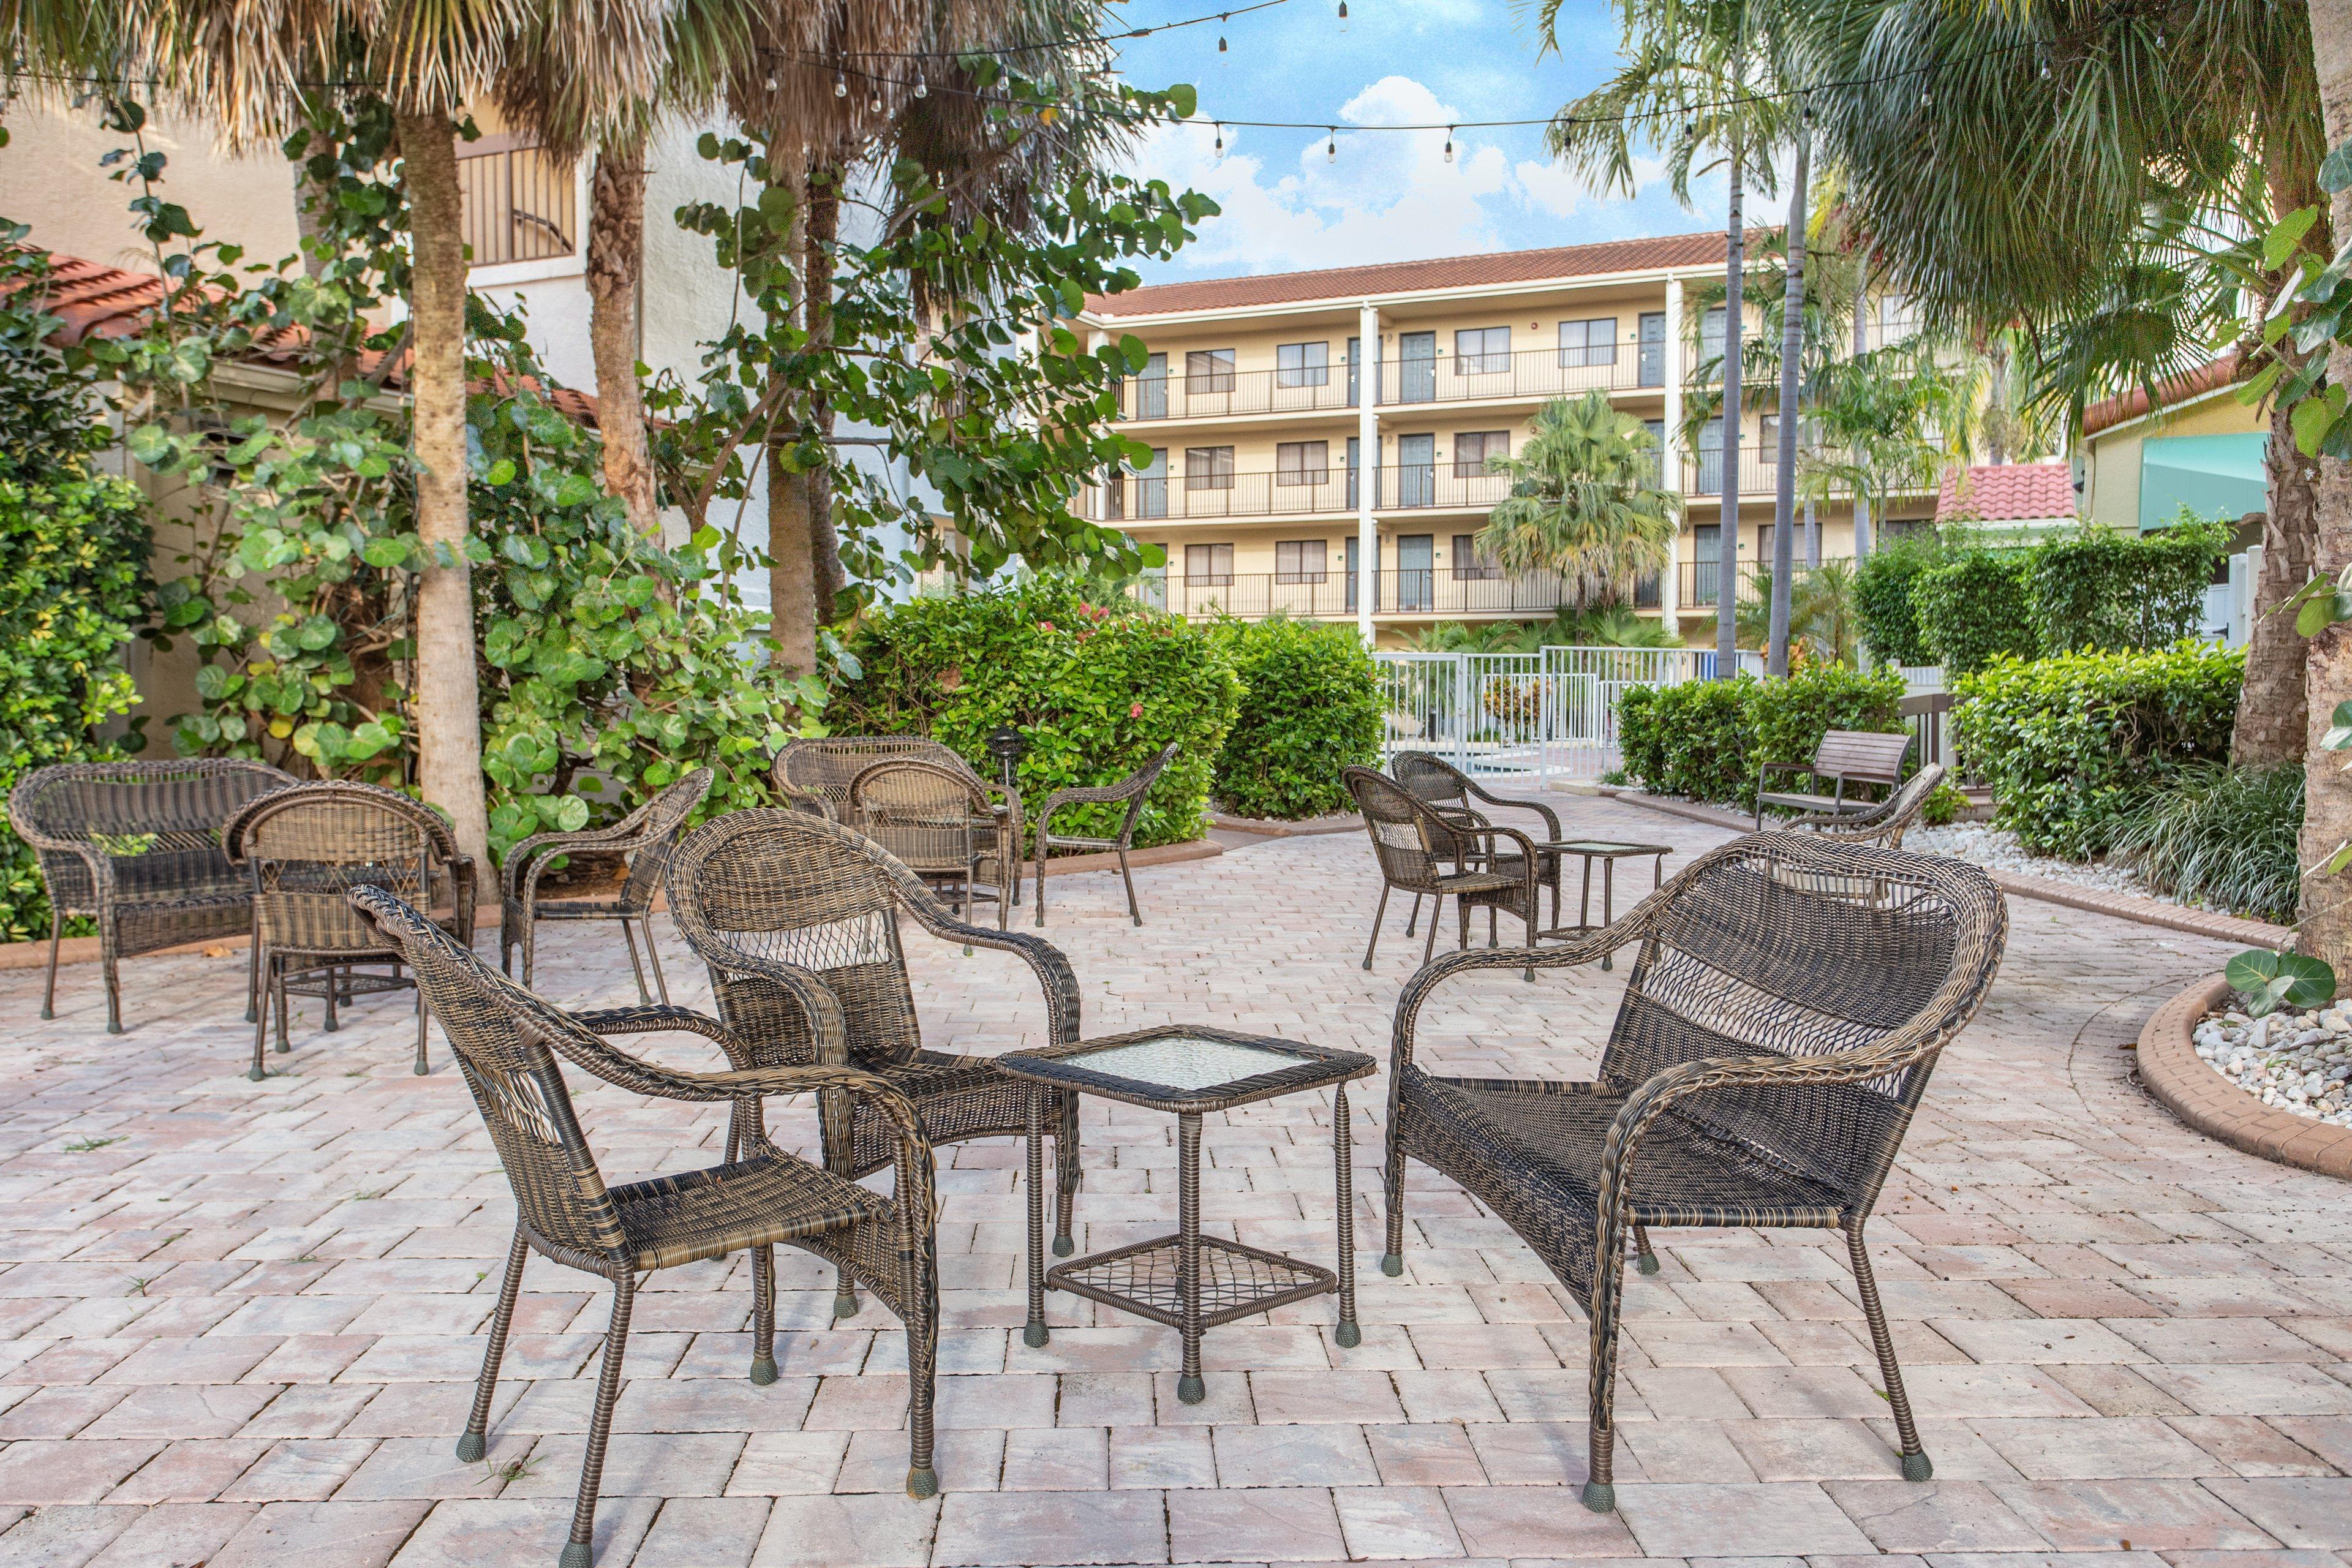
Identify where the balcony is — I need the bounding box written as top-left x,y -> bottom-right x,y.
1112,366 -> 1362,422
1378,345 -> 1660,407
1090,466 -> 1521,524
1678,556 -> 1855,606
1136,567 -> 1661,621
457,134 -> 577,269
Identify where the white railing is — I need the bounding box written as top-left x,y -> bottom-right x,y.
1376,644 -> 1741,782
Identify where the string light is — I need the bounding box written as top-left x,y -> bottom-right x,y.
833,70 -> 848,97
1326,127 -> 1336,161
869,88 -> 883,112
1442,126 -> 1454,162
1213,122 -> 1224,157
913,70 -> 927,98
1219,12 -> 1229,50
1337,1 -> 1349,17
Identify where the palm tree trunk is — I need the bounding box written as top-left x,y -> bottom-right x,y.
768,445 -> 820,672
588,138 -> 660,543
1985,338 -> 2009,466
2300,0 -> 2352,965
804,164 -> 845,624
1805,499 -> 1819,570
395,110 -> 490,866
293,162 -> 331,279
1718,121 -> 1744,677
1768,126 -> 1808,678
1851,261 -> 1872,560
2237,396 -> 2317,766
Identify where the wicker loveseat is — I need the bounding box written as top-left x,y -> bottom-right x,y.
1381,832 -> 2008,1509
10,759 -> 294,1032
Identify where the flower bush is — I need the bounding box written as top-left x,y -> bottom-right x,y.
1616,665 -> 1907,811
1208,616 -> 1381,820
832,577 -> 1241,846
1954,642 -> 2243,858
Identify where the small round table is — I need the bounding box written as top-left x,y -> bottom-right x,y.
1000,1027 -> 1376,1403
1532,840 -> 1674,965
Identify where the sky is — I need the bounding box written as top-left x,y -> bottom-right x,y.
1108,0 -> 1790,284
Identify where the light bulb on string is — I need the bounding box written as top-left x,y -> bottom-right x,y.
764,73 -> 777,92
869,88 -> 883,113
913,70 -> 927,98
1443,126 -> 1454,163
1213,122 -> 1224,158
1219,13 -> 1229,50
833,70 -> 847,98
1337,1 -> 1349,27
1327,127 -> 1337,162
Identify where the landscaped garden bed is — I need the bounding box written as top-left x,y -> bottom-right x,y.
2193,1003 -> 2352,1128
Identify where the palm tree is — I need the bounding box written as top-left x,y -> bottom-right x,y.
1738,558 -> 1860,665
1544,0 -> 1801,676
1477,393 -> 1679,613
1800,341 -> 1974,548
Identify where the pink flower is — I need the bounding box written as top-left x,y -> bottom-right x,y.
1129,701 -> 1143,718
1039,620 -> 1056,633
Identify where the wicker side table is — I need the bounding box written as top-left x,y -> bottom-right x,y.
1532,840 -> 1673,967
1000,1027 -> 1376,1403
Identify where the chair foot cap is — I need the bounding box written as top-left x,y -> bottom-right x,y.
1022,1322 -> 1049,1349
243,1008 -> 255,1023
1901,1450 -> 1934,1482
1379,1254 -> 1403,1277
1334,1321 -> 1361,1349
323,1017 -> 339,1033
412,1061 -> 429,1076
1176,1374 -> 1206,1405
454,1431 -> 486,1463
1636,1253 -> 1660,1276
832,1292 -> 859,1321
906,1466 -> 938,1499
247,1067 -> 266,1082
1581,1482 -> 1616,1513
106,1022 -> 123,1035
274,1040 -> 289,1052
1051,1235 -> 1074,1258
558,1542 -> 593,1568
750,1357 -> 778,1386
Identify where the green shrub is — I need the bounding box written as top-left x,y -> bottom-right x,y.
2029,516 -> 2230,655
1853,530 -> 1942,666
1748,664 -> 1906,789
2111,763 -> 2301,925
1617,665 -> 1907,810
1913,549 -> 2039,675
1921,780 -> 1966,826
1954,642 -> 2243,858
834,576 -> 1242,846
1208,616 -> 1381,820
0,239 -> 153,942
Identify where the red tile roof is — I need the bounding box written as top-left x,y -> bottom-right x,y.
1936,462 -> 2076,524
2080,350 -> 2247,436
1084,229 -> 1750,317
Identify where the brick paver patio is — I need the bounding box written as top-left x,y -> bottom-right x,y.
4,795 -> 2349,1568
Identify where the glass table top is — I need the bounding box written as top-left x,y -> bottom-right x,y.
1059,1034 -> 1310,1093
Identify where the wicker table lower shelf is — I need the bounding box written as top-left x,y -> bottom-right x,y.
1049,1233 -> 1338,1332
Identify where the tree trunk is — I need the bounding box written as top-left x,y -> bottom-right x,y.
804,164 -> 845,624
588,139 -> 660,543
394,111 -> 490,866
1718,123 -> 1744,677
1985,338 -> 2010,466
1805,498 -> 1819,569
2299,0 -> 2352,965
293,161 -> 331,279
1852,263 -> 1872,560
2235,393 -> 2316,765
1767,127 -> 1808,678
768,446 -> 820,673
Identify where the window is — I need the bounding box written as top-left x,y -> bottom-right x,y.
1184,447 -> 1235,490
456,134 -> 578,268
1276,341 -> 1330,388
1185,543 -> 1234,584
1452,534 -> 1502,579
1454,431 -> 1510,477
1760,413 -> 1781,450
1276,440 -> 1330,486
1455,326 -> 1511,375
1185,348 -> 1235,392
1557,317 -> 1619,368
1276,539 -> 1329,583
1699,306 -> 1727,366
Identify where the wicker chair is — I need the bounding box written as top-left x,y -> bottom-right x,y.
9,758 -> 293,1033
1787,764 -> 1947,850
851,758 -> 1017,930
224,782 -> 477,1081
1381,832 -> 2007,1510
667,807 -> 1085,1309
1031,742 -> 1180,927
1344,766 -> 1540,973
1391,750 -> 1565,937
499,770 -> 712,1001
345,884 -> 940,1568
774,736 -> 1022,895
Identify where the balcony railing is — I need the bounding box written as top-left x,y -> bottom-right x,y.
1113,367 -> 1362,421
1379,344 -> 1660,407
1136,567 -> 1660,621
457,135 -> 577,268
1095,469 -> 1356,521
1678,556 -> 1855,606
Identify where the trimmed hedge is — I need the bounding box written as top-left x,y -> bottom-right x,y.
1208,616 -> 1382,820
1953,642 -> 2243,859
832,578 -> 1242,848
1914,549 -> 2038,676
1853,532 -> 1942,667
2029,517 -> 2229,655
1617,665 -> 1907,811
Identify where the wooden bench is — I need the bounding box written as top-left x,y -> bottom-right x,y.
1753,729 -> 1912,829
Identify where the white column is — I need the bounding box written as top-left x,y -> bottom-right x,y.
1660,276 -> 1686,638
1357,300 -> 1381,644
1088,327 -> 1111,524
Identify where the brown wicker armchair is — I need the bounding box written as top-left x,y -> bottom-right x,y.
666,807 -> 1086,1311
1343,766 -> 1539,974
1381,832 -> 2007,1512
499,769 -> 712,1000
852,758 -> 1017,930
224,782 -> 476,1081
1390,750 -> 1565,937
345,884 -> 941,1568
9,758 -> 293,1033
1787,764 -> 1947,850
1031,741 -> 1180,927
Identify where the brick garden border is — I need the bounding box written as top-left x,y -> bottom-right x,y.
2138,976 -> 2352,1181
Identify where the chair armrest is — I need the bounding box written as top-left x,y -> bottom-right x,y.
500,820 -> 644,898
557,1030 -> 929,1152
577,1003 -> 761,1069
897,888 -> 1082,1046
1463,779 -> 1563,840
1754,761 -> 1813,781
662,949 -> 853,1068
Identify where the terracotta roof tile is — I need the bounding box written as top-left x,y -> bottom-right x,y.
1936,462 -> 2076,523
2080,350 -> 2247,436
1084,229 -> 1747,317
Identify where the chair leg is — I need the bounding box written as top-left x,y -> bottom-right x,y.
749,1245 -> 778,1384
1360,884 -> 1391,971
1456,898 -> 1471,952
1034,846 -> 1049,927
323,964 -> 340,1033
1023,1089 -> 1050,1348
562,1273 -> 634,1568
273,962 -> 291,1054
1054,1093 -> 1080,1257
1332,1084 -> 1360,1348
1421,893 -> 1444,966
1847,1219 -> 1932,1480
249,949 -> 273,1082
903,1221 -> 941,1500
1634,1224 -> 1660,1275
619,919 -> 650,1005
1403,892 -> 1422,937
458,1229 -> 528,1462
1379,1125 -> 1408,1276
101,936 -> 123,1035
641,917 -> 670,1006
1583,1233 -> 1629,1512
411,986 -> 430,1076
40,911 -> 61,1022
1117,846 -> 1140,926
243,923 -> 260,1024
832,1267 -> 859,1322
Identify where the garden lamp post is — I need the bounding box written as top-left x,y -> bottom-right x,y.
986,724 -> 1028,797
